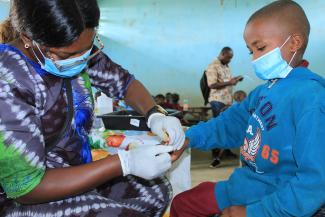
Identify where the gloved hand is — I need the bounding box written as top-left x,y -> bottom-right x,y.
148,113 -> 185,150
118,145 -> 173,180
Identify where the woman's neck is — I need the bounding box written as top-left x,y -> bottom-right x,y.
10,38 -> 38,63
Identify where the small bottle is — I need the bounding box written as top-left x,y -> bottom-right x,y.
93,94 -> 105,129
183,99 -> 189,111
93,115 -> 104,129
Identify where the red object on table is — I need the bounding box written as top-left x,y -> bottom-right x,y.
105,135 -> 126,148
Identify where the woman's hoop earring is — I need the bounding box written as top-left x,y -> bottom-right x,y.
24,44 -> 30,49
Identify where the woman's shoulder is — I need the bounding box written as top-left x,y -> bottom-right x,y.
0,43 -> 38,69
0,44 -> 44,102
1,43 -> 34,72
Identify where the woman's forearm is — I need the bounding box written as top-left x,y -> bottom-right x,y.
124,79 -> 156,115
17,155 -> 122,204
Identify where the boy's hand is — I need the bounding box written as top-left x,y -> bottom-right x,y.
170,138 -> 189,162
221,206 -> 246,217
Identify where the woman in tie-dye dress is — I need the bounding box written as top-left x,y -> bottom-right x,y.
0,0 -> 187,216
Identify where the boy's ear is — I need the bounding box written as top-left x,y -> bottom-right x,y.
290,34 -> 304,53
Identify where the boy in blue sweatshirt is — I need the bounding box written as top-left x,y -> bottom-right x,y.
170,1 -> 325,217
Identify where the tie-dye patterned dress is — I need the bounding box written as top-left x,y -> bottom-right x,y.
0,44 -> 172,217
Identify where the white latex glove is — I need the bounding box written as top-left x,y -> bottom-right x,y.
118,145 -> 173,180
147,113 -> 185,151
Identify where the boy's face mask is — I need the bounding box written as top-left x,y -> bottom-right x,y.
252,36 -> 297,80
32,42 -> 92,78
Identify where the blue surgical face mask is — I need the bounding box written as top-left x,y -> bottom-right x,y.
252,36 -> 297,80
32,42 -> 92,78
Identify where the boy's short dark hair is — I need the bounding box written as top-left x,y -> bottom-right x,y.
247,0 -> 310,54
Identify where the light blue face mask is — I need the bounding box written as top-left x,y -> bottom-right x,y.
32,42 -> 92,78
252,36 -> 297,80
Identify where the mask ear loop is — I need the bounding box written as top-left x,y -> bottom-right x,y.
280,36 -> 292,49
288,51 -> 297,66
268,36 -> 295,88
30,41 -> 44,66
280,36 -> 297,67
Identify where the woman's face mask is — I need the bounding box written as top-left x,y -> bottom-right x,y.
252,36 -> 297,80
32,42 -> 92,78
31,34 -> 104,78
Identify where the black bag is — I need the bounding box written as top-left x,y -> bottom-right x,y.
200,70 -> 210,105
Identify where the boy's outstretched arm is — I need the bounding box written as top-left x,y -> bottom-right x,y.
185,91 -> 255,151
246,108 -> 325,217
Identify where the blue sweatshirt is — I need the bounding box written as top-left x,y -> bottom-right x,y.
186,67 -> 325,217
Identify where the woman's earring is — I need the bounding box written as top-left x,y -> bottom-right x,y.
24,44 -> 30,49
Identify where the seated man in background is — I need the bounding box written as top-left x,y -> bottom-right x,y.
170,1 -> 325,216
155,94 -> 168,108
233,90 -> 247,104
171,93 -> 182,111
166,92 -> 173,106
